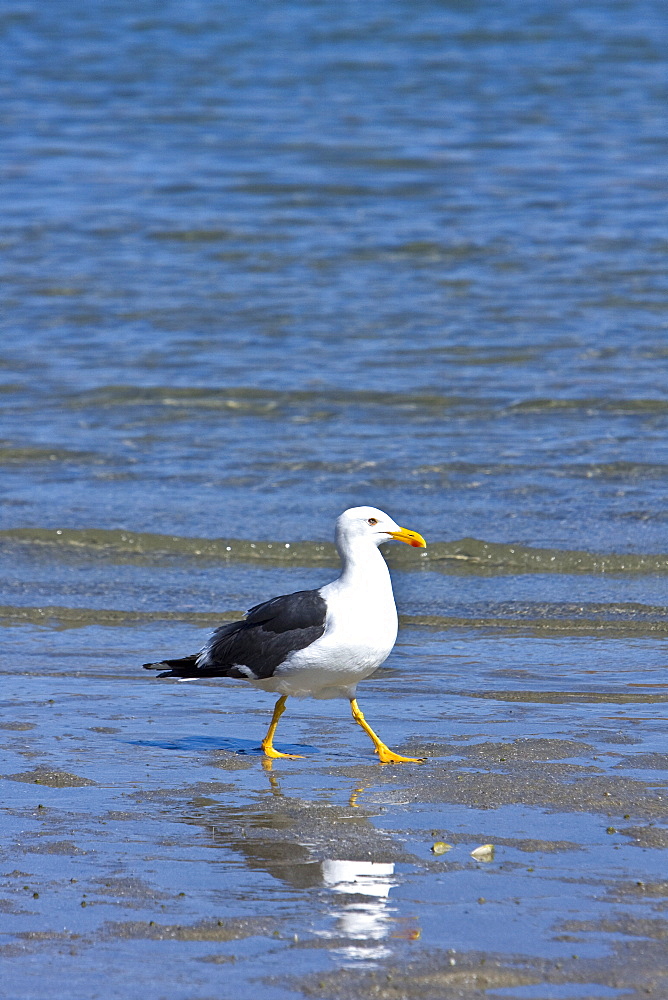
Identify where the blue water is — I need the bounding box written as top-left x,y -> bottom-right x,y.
2,0 -> 668,547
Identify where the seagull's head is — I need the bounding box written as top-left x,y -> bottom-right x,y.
336,506 -> 427,550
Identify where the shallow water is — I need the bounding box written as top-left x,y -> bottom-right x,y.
1,0 -> 667,997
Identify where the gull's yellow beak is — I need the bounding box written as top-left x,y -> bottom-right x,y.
388,526 -> 427,549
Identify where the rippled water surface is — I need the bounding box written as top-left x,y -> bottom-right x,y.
1,1 -> 667,998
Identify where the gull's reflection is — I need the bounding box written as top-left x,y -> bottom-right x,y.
170,763 -> 420,962
320,858 -> 397,961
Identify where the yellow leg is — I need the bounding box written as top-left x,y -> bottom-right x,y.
261,695 -> 304,759
350,698 -> 426,764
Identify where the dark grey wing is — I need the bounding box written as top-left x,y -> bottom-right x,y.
196,589 -> 327,680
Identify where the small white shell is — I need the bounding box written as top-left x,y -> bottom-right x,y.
470,843 -> 495,861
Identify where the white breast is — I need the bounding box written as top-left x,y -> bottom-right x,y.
260,545 -> 399,700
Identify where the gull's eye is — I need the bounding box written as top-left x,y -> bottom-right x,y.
367,517 -> 378,526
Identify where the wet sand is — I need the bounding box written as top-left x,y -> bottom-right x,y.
2,617 -> 666,999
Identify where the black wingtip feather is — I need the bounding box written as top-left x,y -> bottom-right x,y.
143,655 -> 200,677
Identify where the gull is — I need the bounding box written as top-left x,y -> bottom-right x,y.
144,506 -> 427,763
